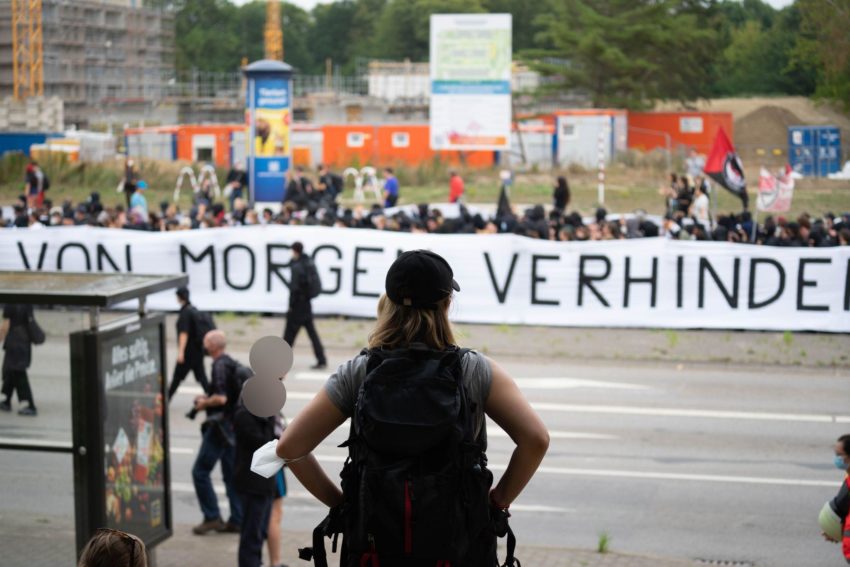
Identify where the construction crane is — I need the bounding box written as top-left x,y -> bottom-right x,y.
11,0 -> 44,100
264,0 -> 284,61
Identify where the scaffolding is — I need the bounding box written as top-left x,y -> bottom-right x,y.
0,0 -> 174,125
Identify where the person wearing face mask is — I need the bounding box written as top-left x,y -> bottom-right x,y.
822,434 -> 850,562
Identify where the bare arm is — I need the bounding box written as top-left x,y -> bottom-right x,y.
177,331 -> 188,364
196,394 -> 227,410
484,358 -> 549,508
0,319 -> 9,343
276,388 -> 346,508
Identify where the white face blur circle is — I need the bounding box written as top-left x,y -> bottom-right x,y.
249,336 -> 293,380
242,377 -> 287,418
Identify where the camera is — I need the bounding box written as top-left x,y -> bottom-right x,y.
186,406 -> 199,420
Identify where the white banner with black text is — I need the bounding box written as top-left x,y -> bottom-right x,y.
2,226 -> 848,332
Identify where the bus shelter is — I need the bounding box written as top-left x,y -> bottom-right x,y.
0,271 -> 187,565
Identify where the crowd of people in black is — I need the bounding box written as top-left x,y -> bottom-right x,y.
3,161 -> 849,247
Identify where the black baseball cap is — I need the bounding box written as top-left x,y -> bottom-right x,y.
385,250 -> 460,309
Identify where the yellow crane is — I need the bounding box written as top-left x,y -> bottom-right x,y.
11,0 -> 44,100
264,0 -> 284,61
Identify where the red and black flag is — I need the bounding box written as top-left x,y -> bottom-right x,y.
705,127 -> 749,209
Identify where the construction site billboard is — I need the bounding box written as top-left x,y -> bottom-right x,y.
429,14 -> 512,151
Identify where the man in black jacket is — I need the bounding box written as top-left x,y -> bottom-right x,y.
283,242 -> 327,370
168,287 -> 210,400
234,400 -> 277,567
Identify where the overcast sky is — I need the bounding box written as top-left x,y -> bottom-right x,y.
237,0 -> 796,10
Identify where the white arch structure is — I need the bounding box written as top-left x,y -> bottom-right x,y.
345,166 -> 382,202
173,165 -> 222,203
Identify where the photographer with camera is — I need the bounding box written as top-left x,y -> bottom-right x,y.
190,329 -> 244,536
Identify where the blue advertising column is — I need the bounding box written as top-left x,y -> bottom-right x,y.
243,60 -> 294,205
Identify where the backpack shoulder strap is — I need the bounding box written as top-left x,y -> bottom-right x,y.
298,505 -> 344,567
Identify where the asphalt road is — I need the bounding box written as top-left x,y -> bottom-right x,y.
1,332 -> 848,567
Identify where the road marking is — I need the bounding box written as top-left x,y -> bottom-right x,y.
294,371 -> 332,381
170,447 -> 194,455
176,387 -> 850,424
487,429 -> 617,441
301,455 -> 837,488
171,454 -> 832,504
0,437 -> 72,450
294,372 -> 648,391
175,386 -> 206,396
168,426 -> 617,458
517,466 -> 836,488
169,483 -> 569,514
530,402 -> 850,424
318,420 -> 618,441
176,385 -> 313,401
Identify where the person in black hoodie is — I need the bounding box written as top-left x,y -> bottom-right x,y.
283,242 -> 327,370
0,304 -> 39,415
552,176 -> 570,213
233,399 -> 279,567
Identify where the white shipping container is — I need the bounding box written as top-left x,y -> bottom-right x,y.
127,131 -> 174,161
555,112 -> 628,169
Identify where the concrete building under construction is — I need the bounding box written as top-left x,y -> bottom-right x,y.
0,0 -> 174,127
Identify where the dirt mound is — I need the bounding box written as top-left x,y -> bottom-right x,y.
656,96 -> 849,124
735,105 -> 801,152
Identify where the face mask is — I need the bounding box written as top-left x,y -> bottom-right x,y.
835,455 -> 846,470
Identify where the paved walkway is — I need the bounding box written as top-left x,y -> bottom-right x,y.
157,526 -> 703,567
2,512 -> 700,567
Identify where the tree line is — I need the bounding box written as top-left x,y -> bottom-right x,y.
147,0 -> 849,110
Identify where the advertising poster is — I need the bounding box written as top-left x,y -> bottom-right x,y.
100,321 -> 167,543
247,76 -> 291,202
430,14 -> 512,150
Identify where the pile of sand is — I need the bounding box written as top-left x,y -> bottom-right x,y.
735,105 -> 801,152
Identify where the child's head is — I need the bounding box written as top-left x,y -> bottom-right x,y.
78,528 -> 146,567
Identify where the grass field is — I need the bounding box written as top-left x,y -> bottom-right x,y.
1,153 -> 847,219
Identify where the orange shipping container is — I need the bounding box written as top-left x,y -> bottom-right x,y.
174,124 -> 244,167
292,147 -> 312,167
323,124 -> 495,169
376,125 -> 431,165
627,112 -> 733,154
322,125 -> 378,167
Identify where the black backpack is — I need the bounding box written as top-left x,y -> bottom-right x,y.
305,258 -> 322,299
300,346 -> 519,567
191,308 -> 217,353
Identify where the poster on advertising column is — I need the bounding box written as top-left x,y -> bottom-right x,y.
245,61 -> 293,203
429,14 -> 512,151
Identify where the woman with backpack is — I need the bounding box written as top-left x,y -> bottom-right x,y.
275,250 -> 549,566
